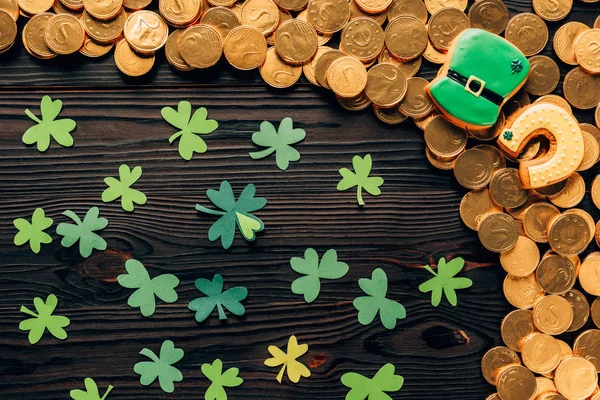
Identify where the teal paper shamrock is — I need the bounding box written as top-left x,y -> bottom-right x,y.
70,378 -> 113,400
419,257 -> 473,307
134,340 -> 184,393
290,248 -> 349,303
201,359 -> 243,400
19,294 -> 70,344
23,95 -> 76,152
102,165 -> 147,212
337,154 -> 384,206
195,181 -> 267,249
13,207 -> 53,254
117,259 -> 179,317
249,117 -> 306,170
161,101 -> 218,161
56,207 -> 108,258
341,363 -> 404,400
188,274 -> 248,322
353,268 -> 406,330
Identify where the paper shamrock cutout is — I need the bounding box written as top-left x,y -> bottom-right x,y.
13,208 -> 53,254
134,340 -> 184,393
70,378 -> 113,400
23,95 -> 76,152
201,359 -> 243,400
117,259 -> 179,317
419,257 -> 473,307
188,274 -> 248,323
341,363 -> 404,400
290,248 -> 349,303
337,154 -> 384,206
195,181 -> 267,249
19,294 -> 70,344
249,117 -> 306,171
56,207 -> 108,258
102,164 -> 147,212
264,335 -> 310,384
353,268 -> 406,330
161,101 -> 218,161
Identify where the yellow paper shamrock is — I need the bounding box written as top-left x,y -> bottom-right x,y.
264,335 -> 310,384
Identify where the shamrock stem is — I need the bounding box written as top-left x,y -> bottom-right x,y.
168,131 -> 183,144
100,385 -> 114,400
356,186 -> 365,206
20,306 -> 39,318
24,109 -> 42,124
62,210 -> 82,225
216,303 -> 227,320
139,348 -> 160,363
276,365 -> 286,383
249,148 -> 276,159
195,204 -> 226,216
424,265 -> 437,276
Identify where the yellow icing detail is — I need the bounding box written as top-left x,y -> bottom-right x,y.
465,75 -> 486,97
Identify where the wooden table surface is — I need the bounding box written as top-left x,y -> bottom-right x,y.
1,1 -> 600,399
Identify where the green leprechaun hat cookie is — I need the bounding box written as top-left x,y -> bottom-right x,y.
426,28 -> 530,129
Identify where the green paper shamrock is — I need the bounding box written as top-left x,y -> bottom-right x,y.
353,268 -> 406,330
249,117 -> 306,171
337,154 -> 384,206
13,208 -> 53,254
19,294 -> 70,344
188,274 -> 248,322
102,164 -> 147,212
290,248 -> 349,303
161,101 -> 218,161
341,363 -> 404,400
23,95 -> 76,152
134,340 -> 184,393
117,259 -> 179,317
419,257 -> 473,307
201,359 -> 243,400
56,207 -> 108,258
70,378 -> 113,400
195,181 -> 267,249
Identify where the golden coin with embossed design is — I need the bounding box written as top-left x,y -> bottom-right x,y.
201,7 -> 240,41
224,25 -> 267,70
481,346 -> 521,385
575,29 -> 600,74
423,115 -> 467,158
555,357 -> 598,400
422,40 -> 446,64
23,13 -> 55,59
468,113 -> 505,141
327,56 -> 367,98
336,92 -> 372,111
83,10 -> 127,43
274,19 -> 318,65
355,0 -> 391,14
500,236 -> 540,277
398,77 -> 433,117
468,0 -> 508,34
536,255 -> 576,295
535,377 -> 559,398
548,213 -> 590,256
159,0 -> 201,27
414,110 -> 440,130
59,0 -> 83,11
576,131 -> 600,172
522,202 -> 560,243
54,0 -> 83,15
274,0 -> 307,11
165,30 -> 193,71
307,0 -> 350,34
460,189 -> 503,231
573,329 -> 600,371
580,123 -> 600,162
387,0 -> 427,24
80,38 -> 114,57
425,0 -> 466,14
534,94 -> 571,114
524,55 -> 560,96
385,15 -> 427,60
18,0 -> 52,15
485,394 -> 501,400
521,333 -> 562,374
591,297 -> 600,328
564,289 -> 590,332
297,9 -> 332,46
497,365 -> 537,400
341,17 -> 384,62
501,309 -> 538,352
303,46 -> 332,86
0,0 -> 19,21
454,149 -> 494,190
592,175 -> 600,210
479,212 -> 519,252
548,172 -> 585,208
114,39 -> 155,76
533,179 -> 568,197
379,49 -> 422,77
533,0 -> 571,21
506,193 -> 543,221
123,0 -> 151,10
315,49 -> 345,88
83,0 -> 122,20
489,168 -> 528,209
259,47 -> 302,88
44,13 -> 85,55
373,104 -> 408,125
124,11 -> 168,53
505,13 -> 548,57
553,21 -> 589,66
349,0 -> 387,25
179,24 -> 222,69
365,63 -> 407,107
503,89 -> 531,117
425,147 -> 458,170
563,67 -> 600,109
564,208 -> 595,246
532,295 -> 573,335
474,144 -> 506,173
240,0 -> 279,35
428,7 -> 469,51
503,273 -> 545,309
580,254 -> 600,296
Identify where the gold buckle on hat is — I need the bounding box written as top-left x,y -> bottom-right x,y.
465,75 -> 486,97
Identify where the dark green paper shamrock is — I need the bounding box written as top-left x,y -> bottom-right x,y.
341,363 -> 404,400
201,359 -> 243,400
337,154 -> 384,206
23,95 -> 76,152
249,117 -> 306,170
56,207 -> 108,258
70,378 -> 113,400
19,294 -> 70,344
419,257 -> 472,307
353,268 -> 406,330
134,340 -> 184,393
188,274 -> 248,322
290,248 -> 349,303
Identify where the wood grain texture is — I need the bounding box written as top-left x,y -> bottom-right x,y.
1,1 -> 600,399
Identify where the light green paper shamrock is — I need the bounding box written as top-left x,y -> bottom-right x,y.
19,294 -> 70,344
161,101 -> 218,161
13,207 -> 53,254
201,359 -> 243,400
195,181 -> 267,249
419,257 -> 473,307
117,259 -> 179,317
70,378 -> 113,400
188,274 -> 248,322
353,268 -> 406,330
249,117 -> 306,171
56,207 -> 108,258
337,154 -> 384,206
290,248 -> 349,303
341,363 -> 404,400
23,95 -> 76,152
134,340 -> 184,393
102,164 -> 147,212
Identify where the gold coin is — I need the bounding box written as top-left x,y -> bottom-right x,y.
223,25 -> 267,70
307,0 -> 350,34
274,0 -> 307,11
159,0 -> 201,27
23,13 -> 56,59
54,0 -> 83,16
522,333 -> 562,374
82,10 -> 127,43
349,0 -> 387,25
591,297 -> 600,329
524,55 -> 559,96
17,0 -> 52,15
479,212 -> 519,253
59,0 -> 83,11
505,13 -> 548,56
563,208 -> 595,246
553,21 -> 589,66
481,346 -> 522,385
355,0 -> 391,14
266,10 -> 290,45
564,289 -> 590,332
398,77 -> 433,117
114,39 -> 154,76
315,49 -> 345,88
596,105 -> 600,129
501,309 -> 538,352
425,0 -> 466,14
428,7 -> 469,51
275,19 -> 319,65
44,13 -> 85,55
387,0 -> 427,24
468,112 -> 505,141
178,24 -> 222,69
496,365 -> 537,400
548,213 -> 590,256
500,236 -> 540,277
79,37 -> 114,57
341,17 -> 384,62
460,189 -> 502,231
573,329 -> 600,372
580,123 -> 600,163
533,0 -> 571,21
379,48 -> 422,77
413,110 -> 439,130
373,104 -> 408,124
240,0 -> 279,35
575,29 -> 600,74
123,0 -> 151,9
259,47 -> 302,88
124,11 -> 168,53
364,63 -> 407,107
165,29 -> 193,71
563,67 -> 600,110
385,15 -> 427,60
535,255 -> 576,295
201,7 -> 240,41
454,149 -> 494,190
208,0 -> 235,7
422,40 -> 445,64
535,377 -> 559,398
532,295 -> 574,335
425,147 -> 459,170
303,45 -> 332,86
0,0 -> 19,21
506,192 -> 544,221
337,92 -> 372,111
580,255 -> 600,296
533,179 -> 568,197
503,89 -> 531,117
327,56 -> 368,98
468,0 -> 508,34
522,202 -> 560,243
592,175 -> 600,210
576,131 -> 600,172
504,273 -> 545,309
473,144 -> 506,173
423,115 -> 467,158
485,394 -> 501,400
555,357 -> 598,400
548,172 -> 585,208
296,9 -> 332,46
83,0 -> 122,20
489,168 -> 528,208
